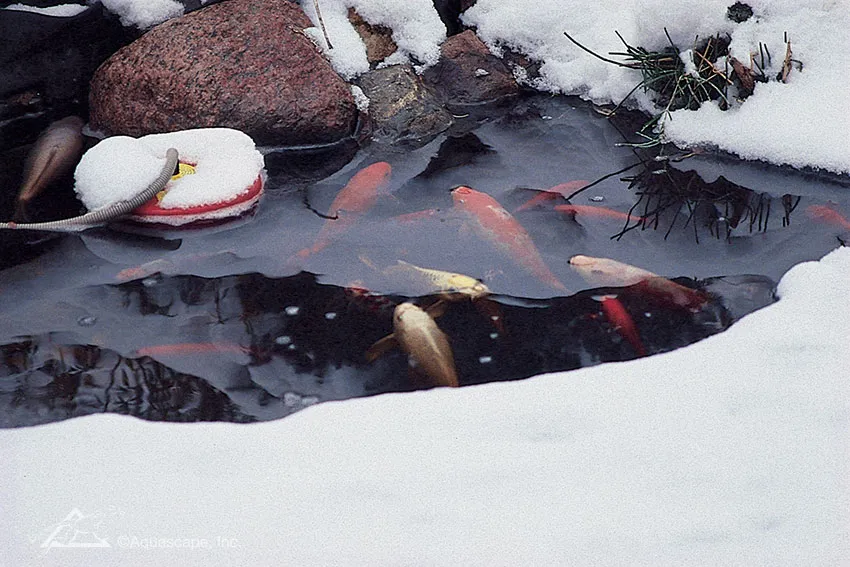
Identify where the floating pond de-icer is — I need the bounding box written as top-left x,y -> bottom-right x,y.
74,128 -> 266,226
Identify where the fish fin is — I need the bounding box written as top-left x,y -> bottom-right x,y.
425,299 -> 448,319
365,334 -> 397,362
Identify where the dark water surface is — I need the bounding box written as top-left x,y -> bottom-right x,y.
1,95 -> 847,427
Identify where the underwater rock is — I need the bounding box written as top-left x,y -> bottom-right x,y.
355,64 -> 453,147
89,0 -> 358,146
423,30 -> 520,107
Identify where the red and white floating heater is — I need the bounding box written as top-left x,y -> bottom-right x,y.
74,128 -> 266,227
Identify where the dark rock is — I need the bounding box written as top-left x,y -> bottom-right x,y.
727,2 -> 753,23
355,65 -> 453,147
89,0 -> 358,147
347,7 -> 397,65
423,30 -> 520,108
0,3 -> 129,150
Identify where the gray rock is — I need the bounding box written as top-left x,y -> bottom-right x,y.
356,65 -> 453,147
89,0 -> 358,146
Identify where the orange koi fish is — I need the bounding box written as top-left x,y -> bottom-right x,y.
135,343 -> 251,357
297,162 -> 392,258
555,204 -> 644,223
597,295 -> 646,357
451,186 -> 567,292
514,180 -> 590,212
806,205 -> 850,231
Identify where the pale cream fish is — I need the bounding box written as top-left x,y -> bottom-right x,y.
366,302 -> 459,388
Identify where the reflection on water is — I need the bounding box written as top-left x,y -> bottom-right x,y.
1,94 -> 848,428
0,271 -> 774,427
0,340 -> 251,427
617,161 -> 802,242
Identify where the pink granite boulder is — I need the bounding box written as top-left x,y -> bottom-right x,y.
89,0 -> 358,146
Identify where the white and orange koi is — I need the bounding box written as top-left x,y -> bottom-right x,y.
570,255 -> 708,311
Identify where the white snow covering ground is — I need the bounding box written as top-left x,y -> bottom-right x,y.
74,128 -> 265,210
1,246 -> 848,565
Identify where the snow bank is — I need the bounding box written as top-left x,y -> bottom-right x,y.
74,128 -> 265,211
464,0 -> 850,174
2,246 -> 848,566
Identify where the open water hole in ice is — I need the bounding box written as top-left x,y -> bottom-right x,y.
0,94 -> 848,426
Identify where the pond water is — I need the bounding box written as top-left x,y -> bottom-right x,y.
1,94 -> 847,427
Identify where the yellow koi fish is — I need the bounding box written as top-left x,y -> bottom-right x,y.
384,260 -> 490,301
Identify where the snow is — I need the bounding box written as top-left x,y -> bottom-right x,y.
463,0 -> 850,174
299,0 -> 446,78
74,128 -> 265,211
2,246 -> 848,565
98,0 -> 183,29
3,3 -> 88,17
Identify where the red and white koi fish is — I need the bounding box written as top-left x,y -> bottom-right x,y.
597,294 -> 646,357
806,205 -> 850,231
297,162 -> 392,258
555,204 -> 644,223
15,116 -> 85,221
451,186 -> 567,293
514,180 -> 590,212
570,255 -> 707,311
